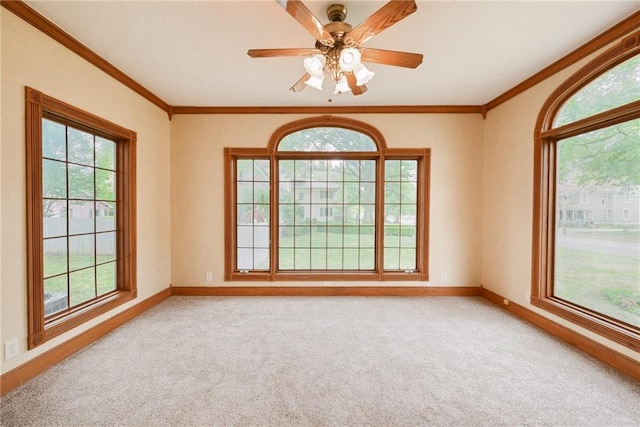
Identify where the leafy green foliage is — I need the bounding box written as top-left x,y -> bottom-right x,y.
42,120 -> 117,217
602,288 -> 640,316
558,119 -> 640,187
278,127 -> 376,152
555,55 -> 640,127
236,128 -> 420,272
556,53 -> 640,187
40,119 -> 119,313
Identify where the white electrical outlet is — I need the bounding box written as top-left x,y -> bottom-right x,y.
205,272 -> 213,282
4,338 -> 18,360
440,272 -> 448,282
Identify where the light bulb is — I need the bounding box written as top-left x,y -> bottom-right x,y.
303,54 -> 326,77
333,75 -> 351,94
339,48 -> 361,72
354,63 -> 375,86
305,74 -> 324,90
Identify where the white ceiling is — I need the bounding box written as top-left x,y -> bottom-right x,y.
25,0 -> 640,107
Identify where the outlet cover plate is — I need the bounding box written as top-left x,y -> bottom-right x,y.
4,338 -> 18,360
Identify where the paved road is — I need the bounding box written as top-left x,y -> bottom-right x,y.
557,234 -> 640,259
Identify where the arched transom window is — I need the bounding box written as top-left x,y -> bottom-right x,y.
533,32 -> 640,350
225,116 -> 431,281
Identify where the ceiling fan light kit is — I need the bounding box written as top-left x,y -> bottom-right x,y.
303,54 -> 326,76
248,0 -> 423,97
338,48 -> 360,72
334,75 -> 351,94
305,73 -> 325,91
354,63 -> 375,86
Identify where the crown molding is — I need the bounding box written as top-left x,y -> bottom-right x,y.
3,1 -> 638,118
171,105 -> 483,115
485,9 -> 640,113
1,0 -> 172,117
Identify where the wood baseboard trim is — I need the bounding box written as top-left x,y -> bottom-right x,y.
5,285 -> 635,396
0,287 -> 172,397
170,286 -> 481,297
479,287 -> 640,382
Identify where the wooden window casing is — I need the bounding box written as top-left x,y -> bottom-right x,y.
26,87 -> 137,349
532,33 -> 640,351
225,116 -> 430,282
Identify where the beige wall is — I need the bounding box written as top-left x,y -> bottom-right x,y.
0,6 -> 4,374
0,10 -> 172,373
171,114 -> 484,287
481,42 -> 639,360
2,6 -> 637,375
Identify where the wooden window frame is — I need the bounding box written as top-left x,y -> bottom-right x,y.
224,115 -> 430,282
532,33 -> 640,351
26,87 -> 137,349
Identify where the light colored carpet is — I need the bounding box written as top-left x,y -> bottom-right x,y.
1,296 -> 639,426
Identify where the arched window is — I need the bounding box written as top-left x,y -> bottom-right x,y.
278,127 -> 377,152
532,32 -> 640,350
224,116 -> 431,281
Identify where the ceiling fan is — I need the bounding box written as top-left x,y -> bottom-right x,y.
247,0 -> 423,96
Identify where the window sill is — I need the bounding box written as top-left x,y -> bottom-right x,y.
531,296 -> 639,352
30,290 -> 136,349
225,271 -> 428,282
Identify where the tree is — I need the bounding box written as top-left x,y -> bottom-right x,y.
556,55 -> 640,127
278,126 -> 376,152
558,119 -> 640,188
42,120 -> 117,218
556,54 -> 640,188
236,159 -> 270,224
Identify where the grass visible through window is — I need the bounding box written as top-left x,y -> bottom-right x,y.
555,236 -> 640,327
43,255 -> 117,312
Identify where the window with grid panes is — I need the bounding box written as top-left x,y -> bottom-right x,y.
42,119 -> 119,313
225,116 -> 430,281
26,88 -> 136,349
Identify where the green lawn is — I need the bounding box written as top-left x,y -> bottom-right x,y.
44,255 -> 117,311
277,227 -> 416,270
555,246 -> 640,327
568,229 -> 640,243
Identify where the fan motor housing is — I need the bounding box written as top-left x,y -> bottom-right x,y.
324,3 -> 353,42
327,4 -> 347,22
324,21 -> 353,40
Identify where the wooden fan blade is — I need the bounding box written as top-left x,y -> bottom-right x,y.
345,72 -> 367,96
345,0 -> 417,46
248,48 -> 317,58
277,0 -> 335,47
360,48 -> 423,68
290,73 -> 311,92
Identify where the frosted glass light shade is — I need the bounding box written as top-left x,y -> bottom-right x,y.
303,54 -> 326,77
339,48 -> 361,72
354,63 -> 375,86
305,74 -> 325,90
333,75 -> 351,94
